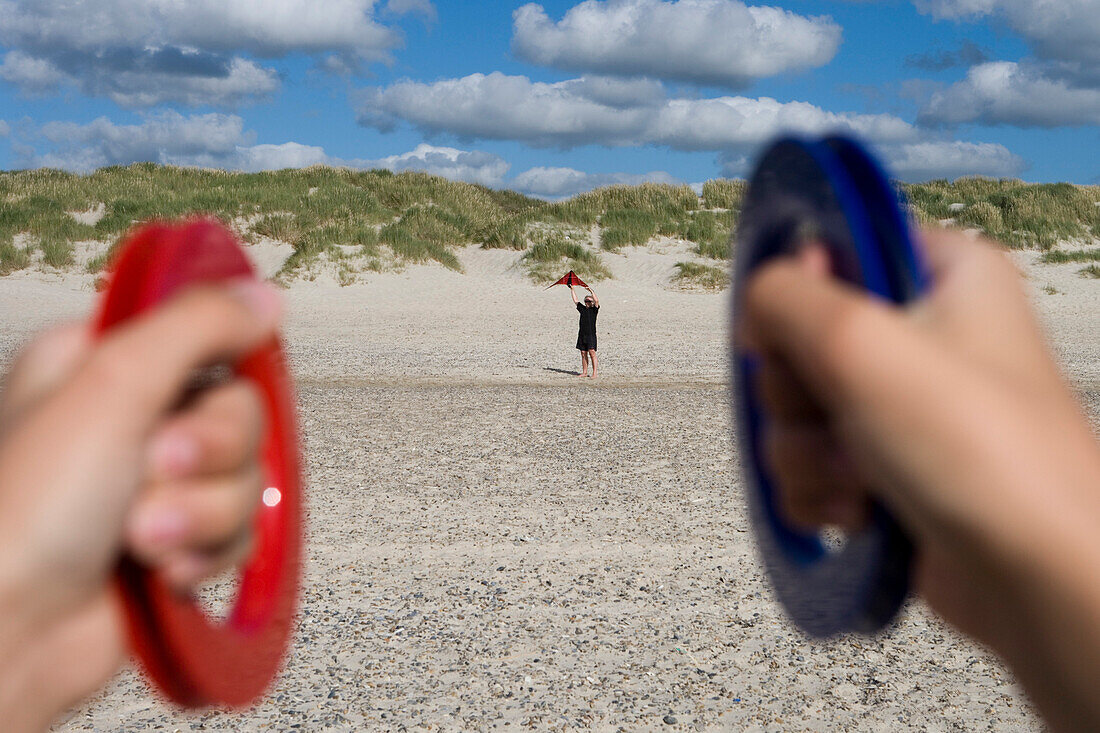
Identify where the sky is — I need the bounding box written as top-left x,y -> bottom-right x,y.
1,0 -> 1098,198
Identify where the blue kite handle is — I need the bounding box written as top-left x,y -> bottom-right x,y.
733,135 -> 928,636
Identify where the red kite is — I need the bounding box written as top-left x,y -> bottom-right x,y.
545,270 -> 589,290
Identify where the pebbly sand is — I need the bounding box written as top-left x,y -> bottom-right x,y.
0,238 -> 1095,731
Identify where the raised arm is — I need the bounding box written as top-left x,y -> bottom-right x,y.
570,284 -> 579,304
587,287 -> 599,307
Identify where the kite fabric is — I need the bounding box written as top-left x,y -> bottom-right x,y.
545,270 -> 589,290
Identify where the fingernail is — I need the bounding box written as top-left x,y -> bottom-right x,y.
150,432 -> 199,478
133,506 -> 188,547
229,279 -> 283,324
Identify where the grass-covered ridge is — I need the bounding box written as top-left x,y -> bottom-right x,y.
1,165 -> 1098,286
0,164 -> 539,281
905,178 -> 1100,250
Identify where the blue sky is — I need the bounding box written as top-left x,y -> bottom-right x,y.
1,0 -> 1097,197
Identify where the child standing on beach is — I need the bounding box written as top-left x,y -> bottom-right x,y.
570,284 -> 599,378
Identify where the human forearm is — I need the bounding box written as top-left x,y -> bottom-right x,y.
971,427 -> 1100,732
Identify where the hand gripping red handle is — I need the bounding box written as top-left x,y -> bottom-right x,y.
95,219 -> 302,707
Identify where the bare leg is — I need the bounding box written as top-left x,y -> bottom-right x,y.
588,350 -> 598,378
578,350 -> 589,376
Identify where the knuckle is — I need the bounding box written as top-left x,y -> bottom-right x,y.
85,340 -> 145,394
177,286 -> 249,331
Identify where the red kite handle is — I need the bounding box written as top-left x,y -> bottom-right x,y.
96,219 -> 302,707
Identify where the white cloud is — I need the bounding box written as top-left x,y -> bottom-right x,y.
914,0 -> 1100,64
512,166 -> 680,199
31,112 -> 252,170
235,142 -> 332,171
359,144 -> 510,187
648,96 -> 916,150
358,72 -> 1023,180
512,0 -> 840,88
0,119 -> 9,138
103,57 -> 281,108
920,61 -> 1100,127
717,138 -> 1025,182
0,0 -> 401,60
16,113 -> 511,187
14,108 -> 1023,187
358,73 -> 652,147
358,72 -> 920,150
0,0 -> 410,106
0,49 -> 281,107
0,51 -> 67,92
880,140 -> 1025,181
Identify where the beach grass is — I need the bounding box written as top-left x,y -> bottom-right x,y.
1039,247 -> 1100,264
2,166 -> 1096,283
673,261 -> 728,290
599,208 -> 659,251
903,179 -> 1100,250
701,179 -> 745,211
1079,264 -> 1100,279
0,240 -> 31,275
522,229 -> 610,283
0,164 -> 532,279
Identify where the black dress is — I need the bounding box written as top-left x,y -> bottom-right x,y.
576,302 -> 598,351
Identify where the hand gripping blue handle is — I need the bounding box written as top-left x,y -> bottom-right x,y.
732,135 -> 930,636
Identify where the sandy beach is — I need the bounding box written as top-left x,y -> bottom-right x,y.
0,238 -> 1095,731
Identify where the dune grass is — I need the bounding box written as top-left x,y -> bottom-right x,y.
0,164 -> 534,279
522,229 -> 610,283
1039,247 -> 1100,264
1079,264 -> 1100,279
673,261 -> 728,290
599,208 -> 659,251
680,210 -> 735,260
1,166 -> 1096,284
701,179 -> 746,211
0,240 -> 31,275
903,179 -> 1100,250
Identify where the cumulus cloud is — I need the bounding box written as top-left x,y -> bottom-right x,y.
920,61 -> 1100,127
908,1 -> 1100,128
358,72 -> 919,150
0,51 -> 67,92
358,73 -> 651,146
512,0 -> 841,88
15,113 -> 511,187
30,112 -> 253,170
0,0 -> 412,106
359,144 -> 510,187
512,166 -> 680,199
358,71 -> 1026,183
0,48 -> 281,107
880,140 -> 1025,181
715,138 -> 1024,182
914,0 -> 1100,64
235,142 -> 332,171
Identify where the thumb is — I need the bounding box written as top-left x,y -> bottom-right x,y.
0,324 -> 92,432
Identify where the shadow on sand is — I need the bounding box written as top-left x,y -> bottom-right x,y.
543,367 -> 581,376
